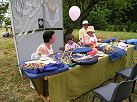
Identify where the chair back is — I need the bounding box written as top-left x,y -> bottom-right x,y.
31,52 -> 36,60
130,63 -> 137,79
111,80 -> 134,102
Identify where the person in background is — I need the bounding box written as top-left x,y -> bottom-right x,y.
83,26 -> 98,48
35,30 -> 56,59
65,34 -> 80,51
79,20 -> 89,41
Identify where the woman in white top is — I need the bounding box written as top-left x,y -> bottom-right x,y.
83,26 -> 98,47
35,31 -> 56,59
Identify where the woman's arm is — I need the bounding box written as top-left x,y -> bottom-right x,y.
65,44 -> 69,51
83,36 -> 92,46
93,34 -> 98,42
38,46 -> 48,56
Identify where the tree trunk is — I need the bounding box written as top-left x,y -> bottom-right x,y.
64,23 -> 75,35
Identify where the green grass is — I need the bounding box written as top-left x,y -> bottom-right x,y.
0,27 -> 137,102
72,29 -> 137,41
0,28 -> 43,102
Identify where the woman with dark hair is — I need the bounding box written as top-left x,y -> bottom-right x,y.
34,31 -> 56,59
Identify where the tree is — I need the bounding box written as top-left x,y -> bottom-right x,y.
0,3 -> 11,24
63,0 -> 136,33
0,3 -> 9,25
125,0 -> 137,22
63,0 -> 106,35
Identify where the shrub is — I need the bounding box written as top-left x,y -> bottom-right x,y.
88,8 -> 111,30
3,17 -> 11,26
125,21 -> 137,32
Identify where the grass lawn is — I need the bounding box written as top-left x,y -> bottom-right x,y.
72,29 -> 137,41
0,27 -> 137,102
0,28 -> 43,102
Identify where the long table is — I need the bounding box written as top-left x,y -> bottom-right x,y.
32,45 -> 135,102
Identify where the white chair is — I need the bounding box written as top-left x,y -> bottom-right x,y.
29,52 -> 36,89
31,52 -> 36,60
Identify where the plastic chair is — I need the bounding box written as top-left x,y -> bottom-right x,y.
31,52 -> 36,60
92,80 -> 134,102
29,52 -> 36,89
114,63 -> 137,92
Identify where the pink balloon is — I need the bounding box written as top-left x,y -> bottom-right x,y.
69,6 -> 81,21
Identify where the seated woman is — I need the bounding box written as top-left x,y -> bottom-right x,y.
65,34 -> 80,51
32,31 -> 56,101
35,31 -> 56,59
82,26 -> 98,48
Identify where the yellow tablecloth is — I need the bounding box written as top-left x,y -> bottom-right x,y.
32,45 -> 135,102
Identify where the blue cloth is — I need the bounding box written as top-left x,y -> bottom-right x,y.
55,52 -> 62,59
110,38 -> 116,42
22,62 -> 69,79
98,46 -> 126,61
72,47 -> 92,54
43,63 -> 65,71
23,68 -> 39,74
103,39 -> 110,43
103,38 -> 116,43
109,46 -> 126,61
127,39 -> 137,50
98,45 -> 105,51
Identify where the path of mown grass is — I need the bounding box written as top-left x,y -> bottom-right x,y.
0,27 -> 137,102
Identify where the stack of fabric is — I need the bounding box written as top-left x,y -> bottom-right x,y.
98,44 -> 126,61
108,46 -> 126,61
103,38 -> 116,43
21,61 -> 69,79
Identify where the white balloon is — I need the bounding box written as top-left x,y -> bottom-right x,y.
69,6 -> 81,21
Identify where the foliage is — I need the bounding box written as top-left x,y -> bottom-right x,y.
2,0 -> 136,33
87,7 -> 111,30
0,3 -> 9,21
3,17 -> 11,26
0,0 -> 136,33
125,21 -> 137,32
63,0 -> 106,35
125,0 -> 137,22
63,0 -> 137,33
